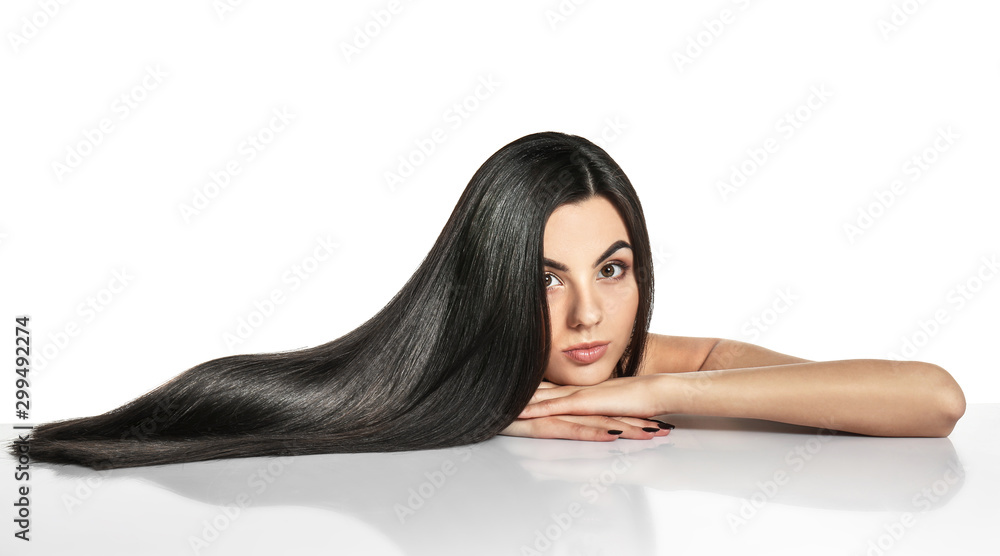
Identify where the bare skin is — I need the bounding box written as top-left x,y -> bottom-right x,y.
520,340 -> 967,437
501,196 -> 967,441
500,195 -> 668,441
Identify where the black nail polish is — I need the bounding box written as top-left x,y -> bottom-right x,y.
607,430 -> 623,435
642,427 -> 659,433
651,420 -> 675,430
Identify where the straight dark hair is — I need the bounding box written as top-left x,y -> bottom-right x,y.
10,131 -> 655,469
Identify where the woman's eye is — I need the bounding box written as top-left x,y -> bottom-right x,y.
600,263 -> 620,279
600,262 -> 627,280
545,263 -> 629,290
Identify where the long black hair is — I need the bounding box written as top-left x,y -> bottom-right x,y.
10,131 -> 655,469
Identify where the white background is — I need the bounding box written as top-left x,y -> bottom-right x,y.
2,0 -> 998,423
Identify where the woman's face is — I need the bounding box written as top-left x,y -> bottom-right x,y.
542,195 -> 639,386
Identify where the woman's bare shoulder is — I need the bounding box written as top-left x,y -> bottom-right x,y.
636,333 -> 721,375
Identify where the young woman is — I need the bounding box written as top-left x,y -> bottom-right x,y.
12,131 -> 965,470
503,190 -> 965,441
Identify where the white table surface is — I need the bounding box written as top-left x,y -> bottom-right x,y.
3,404 -> 998,555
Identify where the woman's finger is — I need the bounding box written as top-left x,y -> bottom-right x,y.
612,416 -> 674,436
544,418 -> 624,441
498,415 -> 673,442
501,416 -> 621,442
519,395 -> 579,419
558,415 -> 669,440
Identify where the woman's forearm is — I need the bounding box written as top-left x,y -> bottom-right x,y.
698,338 -> 813,370
660,359 -> 966,437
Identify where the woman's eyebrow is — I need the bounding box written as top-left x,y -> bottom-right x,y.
543,240 -> 632,272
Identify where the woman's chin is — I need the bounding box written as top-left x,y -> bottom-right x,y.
544,366 -> 613,386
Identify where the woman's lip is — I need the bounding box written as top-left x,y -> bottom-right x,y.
563,343 -> 609,364
564,341 -> 609,351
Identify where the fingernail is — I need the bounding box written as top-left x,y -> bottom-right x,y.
642,427 -> 659,433
651,420 -> 675,430
607,430 -> 623,435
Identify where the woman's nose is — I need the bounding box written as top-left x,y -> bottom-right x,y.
567,286 -> 602,327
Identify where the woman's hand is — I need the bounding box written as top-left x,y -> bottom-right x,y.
517,375 -> 671,421
499,414 -> 671,441
499,379 -> 674,441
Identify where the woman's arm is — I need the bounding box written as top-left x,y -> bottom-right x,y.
663,357 -> 966,437
698,337 -> 813,369
640,334 -> 812,374
523,337 -> 967,437
651,336 -> 965,436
